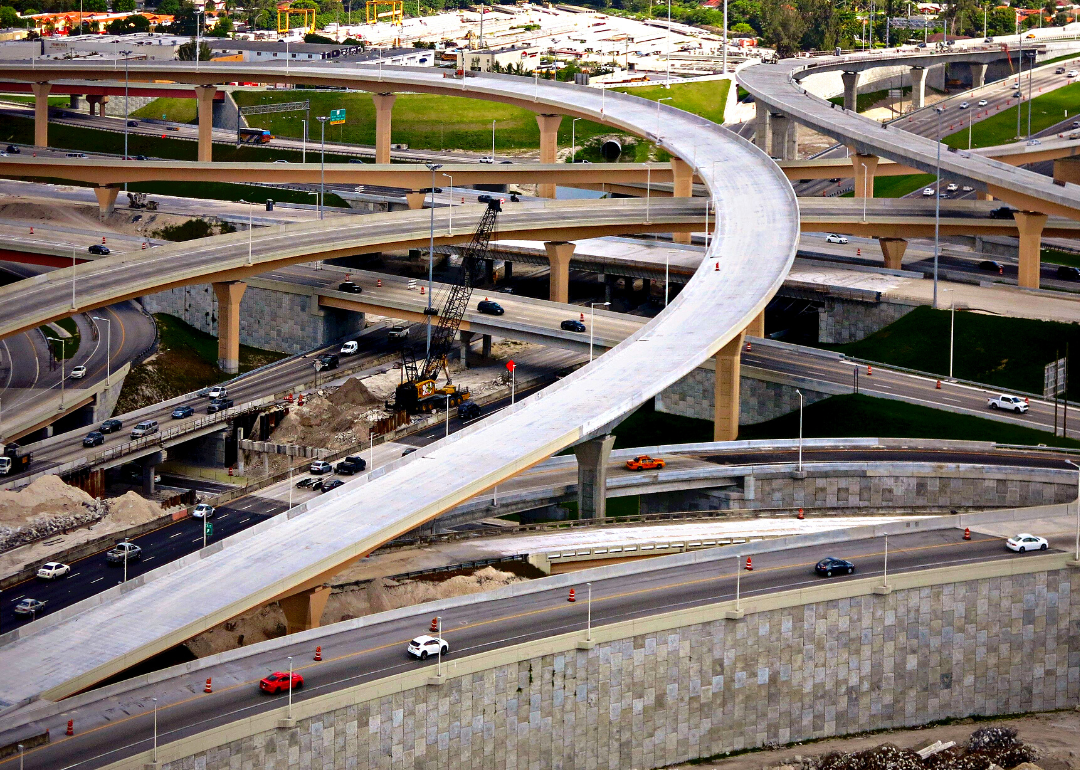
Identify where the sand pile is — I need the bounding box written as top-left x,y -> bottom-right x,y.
185,566 -> 527,657
328,377 -> 380,409
108,492 -> 166,527
268,378 -> 382,453
0,476 -> 105,553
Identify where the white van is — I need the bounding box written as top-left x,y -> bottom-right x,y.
131,420 -> 158,438
340,340 -> 358,355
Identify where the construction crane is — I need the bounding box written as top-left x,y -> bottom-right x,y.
392,198 -> 501,414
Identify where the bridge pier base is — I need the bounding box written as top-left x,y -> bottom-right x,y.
482,334 -> 491,358
373,93 -> 396,164
753,106 -> 771,152
32,82 -> 51,148
745,310 -> 765,339
970,62 -> 987,89
195,86 -> 216,163
851,152 -> 878,198
86,94 -> 108,116
713,331 -> 745,441
878,237 -> 907,270
280,585 -> 332,634
841,71 -> 860,112
1053,156 -> 1080,185
94,186 -> 120,219
404,191 -> 426,210
910,66 -> 928,110
459,331 -> 474,367
213,280 -> 247,374
1014,211 -> 1047,290
544,241 -> 575,303
671,158 -> 694,244
536,114 -> 563,199
140,450 -> 165,496
976,190 -> 994,201
770,113 -> 798,161
574,434 -> 615,519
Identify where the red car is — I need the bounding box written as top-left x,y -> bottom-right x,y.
259,671 -> 304,694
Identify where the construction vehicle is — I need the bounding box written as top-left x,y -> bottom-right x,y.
0,443 -> 32,475
126,192 -> 158,211
392,198 -> 500,414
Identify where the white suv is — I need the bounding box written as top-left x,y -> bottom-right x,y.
407,635 -> 448,659
131,420 -> 158,438
987,394 -> 1028,413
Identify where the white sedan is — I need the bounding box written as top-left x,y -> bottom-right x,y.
977,99 -> 988,107
959,101 -> 969,109
1006,533 -> 1048,552
407,635 -> 448,660
36,561 -> 71,580
192,503 -> 215,519
825,234 -> 848,244
922,187 -> 935,197
946,183 -> 959,192
70,365 -> 87,379
1068,70 -> 1079,78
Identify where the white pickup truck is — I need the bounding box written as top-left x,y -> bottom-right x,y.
987,394 -> 1028,413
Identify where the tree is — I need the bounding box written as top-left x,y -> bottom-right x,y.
761,0 -> 807,56
112,0 -> 135,10
206,13 -> 232,34
156,0 -> 180,14
83,0 -> 107,10
107,12 -> 149,31
731,21 -> 755,34
0,5 -> 20,25
178,38 -> 212,60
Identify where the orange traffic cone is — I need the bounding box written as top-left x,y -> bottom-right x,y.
579,312 -> 584,322
66,719 -> 74,736
141,242 -> 147,250
797,508 -> 804,520
715,262 -> 720,271
29,226 -> 33,234
376,278 -> 382,287
420,285 -> 425,295
102,236 -> 106,244
936,380 -> 942,389
745,556 -> 753,571
999,266 -> 1003,275
963,527 -> 971,540
297,394 -> 305,406
867,365 -> 873,375
746,341 -> 752,352
430,618 -> 439,633
286,393 -> 294,403
568,588 -> 576,602
856,247 -> 861,256
204,677 -> 213,693
314,645 -> 322,661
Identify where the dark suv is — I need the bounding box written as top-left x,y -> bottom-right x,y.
458,401 -> 481,420
338,281 -> 363,294
477,300 -> 504,315
1057,265 -> 1080,281
207,397 -> 234,413
317,353 -> 339,370
99,418 -> 123,434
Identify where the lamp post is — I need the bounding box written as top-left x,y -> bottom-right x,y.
195,10 -> 203,71
17,745 -> 22,770
317,116 -> 329,220
92,315 -> 111,385
795,388 -> 804,472
571,117 -> 581,163
426,163 -> 442,360
656,96 -> 672,139
722,0 -> 728,73
490,119 -> 496,163
59,338 -> 65,410
442,172 -> 453,234
589,301 -> 609,363
734,556 -> 741,612
152,697 -> 159,763
436,616 -> 443,676
861,160 -> 869,221
664,252 -> 670,307
1068,460 -> 1080,561
301,118 -> 307,163
586,581 -> 592,641
123,54 -> 130,185
933,105 -> 945,309
883,533 -> 888,588
238,199 -> 253,265
666,0 -> 672,86
72,245 -> 77,310
287,656 -> 294,720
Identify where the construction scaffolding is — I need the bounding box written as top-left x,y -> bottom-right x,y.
365,0 -> 403,25
277,6 -> 316,34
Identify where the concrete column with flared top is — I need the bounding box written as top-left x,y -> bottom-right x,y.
713,331 -> 745,441
536,114 -> 563,198
212,280 -> 247,373
373,93 -> 396,164
574,434 -> 615,519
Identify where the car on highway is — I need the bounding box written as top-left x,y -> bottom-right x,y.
37,562 -> 70,580
987,394 -> 1028,413
106,541 -> 142,565
814,556 -> 855,577
192,503 -> 215,519
1074,121 -> 1080,129
83,431 -> 105,447
1057,265 -> 1080,281
338,281 -> 363,294
1013,90 -> 1023,98
317,353 -> 339,370
295,476 -> 316,488
5,145 -> 19,154
171,405 -> 194,419
978,260 -> 1003,272
922,187 -> 935,197
130,420 -> 158,438
408,634 -> 448,659
477,299 -> 504,315
977,99 -> 988,107
824,234 -> 848,244
69,364 -> 86,380
335,460 -> 360,475
561,319 -> 586,333
478,156 -> 494,164
1027,139 -> 1041,146
13,598 -> 46,616
1069,70 -> 1079,78
127,120 -> 139,127
88,244 -> 110,255
259,671 -> 303,694
946,183 -> 959,193
340,340 -> 359,356
310,460 -> 332,474
99,418 -> 122,433
1057,67 -> 1066,74
207,386 -> 227,399
959,101 -> 969,109
626,454 -> 665,471
1006,533 -> 1048,552
388,326 -> 408,341
207,397 -> 234,413
67,152 -> 88,158
962,185 -> 973,192
401,447 -> 417,457
458,401 -> 481,420
989,207 -> 1015,220
322,478 -> 345,493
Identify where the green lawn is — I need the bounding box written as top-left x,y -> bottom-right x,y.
131,97 -> 198,124
0,94 -> 70,107
828,85 -> 911,114
611,79 -> 730,125
942,80 -> 1080,149
1042,247 -> 1080,268
840,172 -> 937,198
821,305 -> 1080,399
39,321 -> 79,360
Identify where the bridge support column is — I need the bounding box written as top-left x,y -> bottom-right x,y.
574,434 -> 615,520
280,585 -> 332,634
976,190 -> 994,201
195,86 -> 216,163
1014,211 -> 1047,289
745,310 -> 764,339
841,71 -> 860,112
754,106 -> 771,152
459,330 -> 474,367
405,191 -> 426,209
910,66 -> 928,110
851,152 -> 878,198
1053,156 -> 1080,185
94,186 -> 120,219
212,280 -> 247,374
481,333 -> 491,358
86,94 -> 108,116
878,237 -> 908,270
671,157 -> 694,244
713,331 -> 744,442
31,82 -> 51,148
372,93 -> 396,164
770,113 -> 798,161
536,114 -> 563,199
970,62 -> 987,89
544,240 -> 574,303
139,451 -> 164,496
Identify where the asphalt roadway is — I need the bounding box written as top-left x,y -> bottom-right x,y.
0,527 -> 1041,769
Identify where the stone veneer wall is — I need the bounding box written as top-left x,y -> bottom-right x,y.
817,298 -> 916,346
149,564 -> 1080,770
141,283 -> 364,355
655,369 -> 834,426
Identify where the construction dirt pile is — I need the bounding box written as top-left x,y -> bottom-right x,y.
0,196 -> 197,244
267,377 -> 381,455
185,566 -> 527,657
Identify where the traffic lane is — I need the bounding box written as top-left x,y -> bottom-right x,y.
0,498 -> 281,632
9,528 -> 1028,770
700,447 -> 1074,470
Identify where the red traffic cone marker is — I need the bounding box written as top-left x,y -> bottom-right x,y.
204,677 -> 213,693
29,226 -> 33,234
745,556 -> 753,571
746,341 -> 752,351
797,508 -> 804,520
867,365 -> 873,375
714,262 -> 720,271
963,527 -> 971,540
579,312 -> 584,322
377,278 -> 382,287
141,242 -> 147,250
420,285 -> 425,295
856,247 -> 861,256
568,588 -> 576,602
102,236 -> 106,244
314,645 -> 322,661
297,394 -> 304,406
66,719 -> 74,736
936,380 -> 942,389
430,617 -> 439,633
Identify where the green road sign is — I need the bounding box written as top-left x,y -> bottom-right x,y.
330,108 -> 346,125
205,522 -> 213,538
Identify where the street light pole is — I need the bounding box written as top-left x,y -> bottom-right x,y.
124,56 -> 129,181
589,302 -> 609,362
436,616 -> 443,676
287,656 -> 294,719
664,253 -> 670,307
949,297 -> 955,379
59,338 -> 65,410
933,106 -> 944,309
317,116 -> 328,220
586,581 -> 592,641
491,119 -> 496,163
152,697 -> 159,763
735,556 -> 740,611
571,117 -> 580,163
442,172 -> 453,234
239,199 -> 253,264
92,315 -> 111,385
883,533 -> 888,588
666,0 -> 671,87
301,118 -> 307,164
426,163 -> 442,361
795,388 -> 804,472
656,96 -> 673,139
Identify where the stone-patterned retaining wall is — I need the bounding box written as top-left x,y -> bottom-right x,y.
154,566 -> 1080,770
655,368 -> 834,426
817,297 -> 916,345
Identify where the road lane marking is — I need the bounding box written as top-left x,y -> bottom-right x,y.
90,577 -> 103,584
169,532 -> 182,539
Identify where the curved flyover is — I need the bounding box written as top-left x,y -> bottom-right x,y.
0,62 -> 799,711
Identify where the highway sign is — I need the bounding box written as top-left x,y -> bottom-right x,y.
205,522 -> 213,537
330,108 -> 346,125
1044,358 -> 1067,398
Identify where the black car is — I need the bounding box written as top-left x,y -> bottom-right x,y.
322,478 -> 345,493
5,144 -> 19,154
99,418 -> 122,434
335,461 -> 359,475
338,281 -> 363,294
1013,90 -> 1023,98
135,154 -> 148,161
127,120 -> 139,127
1058,265 -> 1080,281
343,455 -> 367,471
401,447 -> 417,457
561,319 -> 586,333
477,300 -> 504,315
207,397 -> 234,413
978,260 -> 1003,272
317,353 -> 339,370
88,244 -> 110,255
989,206 -> 1015,220
171,405 -> 194,419
815,556 -> 855,577
476,194 -> 495,203
295,477 -> 316,488
458,401 -> 481,420
83,431 -> 105,447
